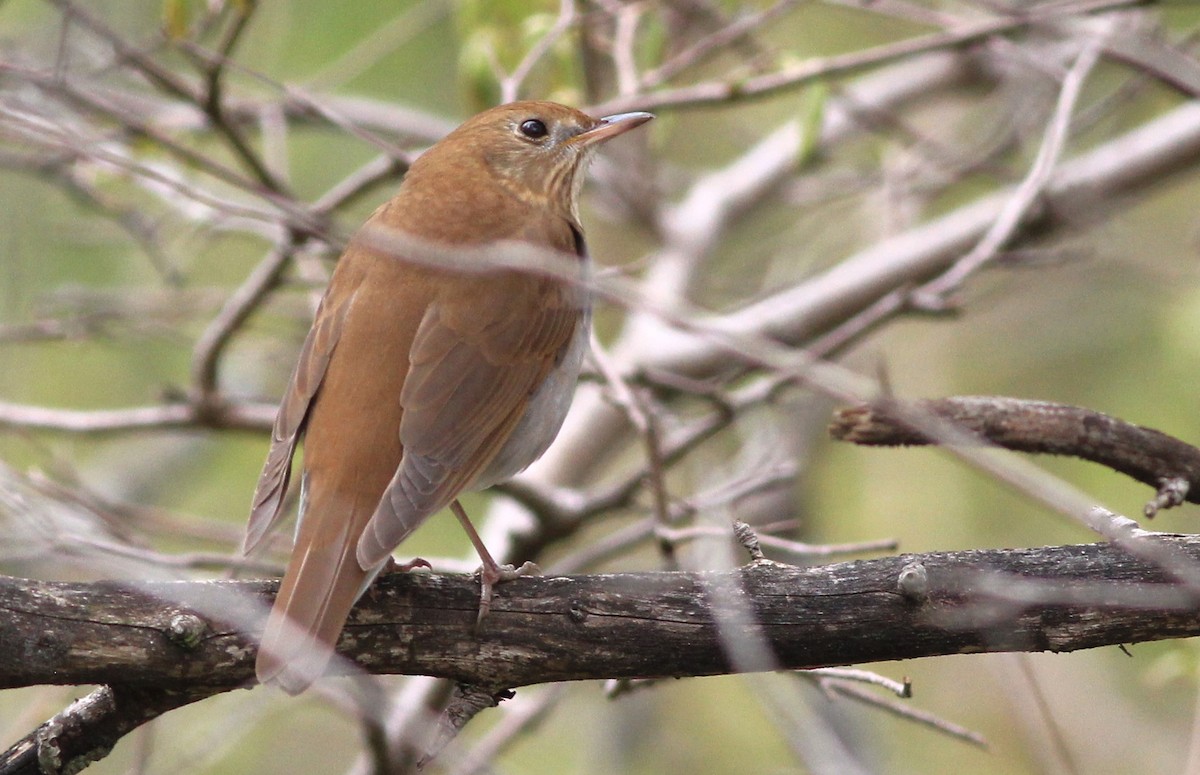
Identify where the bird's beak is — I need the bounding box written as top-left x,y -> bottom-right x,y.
573,111 -> 655,146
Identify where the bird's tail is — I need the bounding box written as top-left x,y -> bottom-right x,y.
256,486 -> 376,695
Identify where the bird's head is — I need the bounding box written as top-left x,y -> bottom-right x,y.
416,101 -> 653,219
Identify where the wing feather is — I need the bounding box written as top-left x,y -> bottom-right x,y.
243,281 -> 357,553
356,270 -> 582,568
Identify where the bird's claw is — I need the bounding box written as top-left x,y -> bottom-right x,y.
383,556 -> 432,574
475,561 -> 541,626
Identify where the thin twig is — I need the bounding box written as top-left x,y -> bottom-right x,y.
2,63 -> 320,232
49,0 -> 201,102
588,332 -> 677,568
914,40 -> 1102,302
1006,654 -> 1083,775
189,238 -> 300,402
305,0 -> 449,91
611,2 -> 644,97
0,399 -> 276,434
640,0 -> 799,87
818,678 -> 989,749
499,0 -> 579,103
185,5 -> 291,193
590,0 -> 1143,115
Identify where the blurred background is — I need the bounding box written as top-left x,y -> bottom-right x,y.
2,1 -> 1200,773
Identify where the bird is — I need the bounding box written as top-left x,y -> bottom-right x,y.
242,101 -> 653,694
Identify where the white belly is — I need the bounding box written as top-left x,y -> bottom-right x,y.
471,307 -> 590,489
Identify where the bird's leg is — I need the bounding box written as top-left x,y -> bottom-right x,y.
450,499 -> 540,624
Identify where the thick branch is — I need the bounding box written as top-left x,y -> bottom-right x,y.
4,539 -> 1199,691
3,537 -> 1200,772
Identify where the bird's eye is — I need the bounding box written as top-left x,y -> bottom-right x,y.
519,119 -> 548,139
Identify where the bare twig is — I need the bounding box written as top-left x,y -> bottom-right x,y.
0,399 -> 276,434
610,2 -> 644,97
184,5 -> 289,193
914,40 -> 1102,303
588,332 -> 677,567
640,0 -> 799,88
829,396 -> 1200,513
818,678 -> 989,749
50,0 -> 200,102
189,238 -> 300,403
590,0 -> 1144,115
499,0 -> 578,103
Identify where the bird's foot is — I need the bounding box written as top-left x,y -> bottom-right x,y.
383,556 -> 432,574
475,560 -> 541,626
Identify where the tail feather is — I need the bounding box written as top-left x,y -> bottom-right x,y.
256,489 -> 376,694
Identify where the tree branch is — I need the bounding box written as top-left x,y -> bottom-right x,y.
831,396 -> 1200,515
3,536 -> 1200,772
0,398 -> 276,434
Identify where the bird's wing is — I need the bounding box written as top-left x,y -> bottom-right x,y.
243,276 -> 359,554
356,248 -> 584,567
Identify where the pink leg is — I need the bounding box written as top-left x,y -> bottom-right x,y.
450,499 -> 537,623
